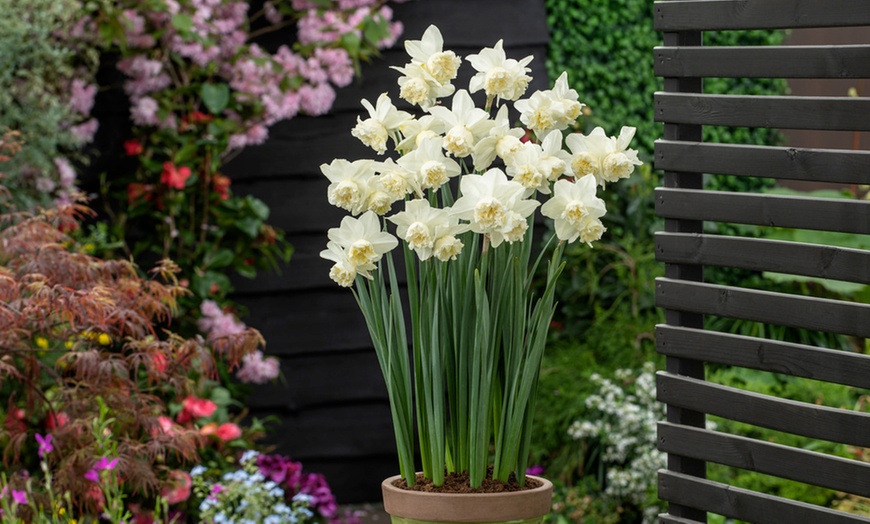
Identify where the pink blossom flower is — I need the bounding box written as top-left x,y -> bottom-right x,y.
70,79 -> 97,115
35,433 -> 53,459
35,177 -> 57,193
161,470 -> 192,505
84,469 -> 100,483
316,48 -> 354,87
235,350 -> 281,384
11,489 -> 27,505
131,97 -> 159,126
71,118 -> 99,144
177,396 -> 217,424
198,301 -> 247,339
53,157 -> 76,188
299,83 -> 336,116
160,162 -> 192,190
263,1 -> 282,24
94,456 -> 119,471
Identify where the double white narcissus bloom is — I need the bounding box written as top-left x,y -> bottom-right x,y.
566,126 -> 642,188
320,211 -> 399,287
466,39 -> 533,103
388,199 -> 469,261
541,176 -> 607,245
397,136 -> 461,191
352,93 -> 412,154
321,158 -> 375,215
403,24 -> 462,85
472,105 -> 524,171
428,89 -> 493,158
451,168 -> 540,248
515,71 -> 585,136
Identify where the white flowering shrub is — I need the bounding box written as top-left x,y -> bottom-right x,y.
567,362 -> 665,522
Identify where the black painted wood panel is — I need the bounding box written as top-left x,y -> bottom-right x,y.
654,141 -> 870,185
655,45 -> 870,79
656,278 -> 870,338
654,0 -> 870,31
658,422 -> 870,497
656,188 -> 870,235
657,372 -> 870,447
656,325 -> 870,390
658,471 -> 870,524
655,93 -> 870,131
655,232 -> 870,284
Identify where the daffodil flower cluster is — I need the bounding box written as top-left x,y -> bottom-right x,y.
317,24 -> 643,489
320,24 -> 642,288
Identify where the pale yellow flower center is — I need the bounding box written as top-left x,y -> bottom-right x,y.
329,263 -> 356,287
563,100 -> 583,121
496,135 -> 522,160
514,165 -> 543,189
579,220 -> 606,244
444,126 -> 475,157
400,77 -> 431,106
405,222 -> 434,250
352,118 -> 388,153
348,240 -> 377,266
563,201 -> 587,224
529,108 -> 555,133
415,130 -> 439,148
474,198 -> 507,230
421,160 -> 448,189
329,180 -> 361,211
503,212 -> 528,243
484,67 -> 511,97
434,235 -> 463,261
542,157 -> 566,181
571,152 -> 598,177
380,172 -> 409,198
425,51 -> 461,84
367,191 -> 393,215
602,152 -> 634,183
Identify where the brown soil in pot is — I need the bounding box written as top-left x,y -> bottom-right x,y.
392,467 -> 543,493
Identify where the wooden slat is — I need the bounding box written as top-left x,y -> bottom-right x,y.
657,372 -> 870,447
656,45 -> 870,79
655,93 -> 870,131
655,188 -> 870,235
658,470 -> 870,524
656,278 -> 870,339
656,325 -> 870,390
654,0 -> 870,31
658,516 -> 705,524
658,422 -> 870,497
654,140 -> 870,185
655,232 -> 870,285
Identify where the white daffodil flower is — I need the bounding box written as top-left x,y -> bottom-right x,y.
351,93 -> 412,154
427,90 -> 493,158
538,130 -> 571,182
397,136 -> 461,192
397,115 -> 446,154
564,127 -> 612,184
451,168 -> 539,247
404,25 -> 462,85
320,241 -> 366,286
540,176 -> 607,245
550,71 -> 585,126
392,62 -> 455,110
472,105 -> 525,171
374,158 -> 420,199
321,158 -> 375,215
601,126 -> 643,185
505,142 -> 549,195
388,199 -> 448,260
466,40 -> 533,103
327,211 -> 398,270
514,90 -> 558,137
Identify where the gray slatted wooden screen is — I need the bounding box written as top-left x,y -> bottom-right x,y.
653,1 -> 870,522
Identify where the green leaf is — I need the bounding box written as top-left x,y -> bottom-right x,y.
245,196 -> 270,220
204,248 -> 235,269
340,32 -> 362,57
235,217 -> 261,238
171,14 -> 194,34
200,82 -> 230,115
191,271 -> 232,299
235,263 -> 256,279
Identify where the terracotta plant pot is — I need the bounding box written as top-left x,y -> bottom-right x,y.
381,474 -> 554,524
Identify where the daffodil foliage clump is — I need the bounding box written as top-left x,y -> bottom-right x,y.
0,132 -> 264,517
318,25 -> 642,489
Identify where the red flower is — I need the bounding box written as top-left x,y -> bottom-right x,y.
212,174 -> 231,200
176,396 -> 217,424
45,411 -> 69,431
215,422 -> 242,442
151,351 -> 168,373
4,408 -> 25,434
160,162 -> 192,190
190,111 -> 213,124
127,183 -> 153,204
124,139 -> 144,156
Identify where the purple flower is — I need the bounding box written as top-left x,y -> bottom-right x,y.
11,489 -> 27,505
35,433 -> 53,459
84,469 -> 100,483
236,350 -> 280,384
526,465 -> 545,476
298,472 -> 338,518
94,456 -> 119,471
257,454 -> 302,485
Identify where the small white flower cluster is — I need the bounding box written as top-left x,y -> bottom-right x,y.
320,25 -> 642,288
567,363 -> 665,522
192,451 -> 315,524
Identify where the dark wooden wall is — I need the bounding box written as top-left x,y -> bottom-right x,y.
221,0 -> 551,503
654,1 -> 870,522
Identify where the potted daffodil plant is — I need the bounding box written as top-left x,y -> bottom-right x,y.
319,25 -> 641,523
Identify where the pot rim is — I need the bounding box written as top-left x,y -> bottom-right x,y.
381,473 -> 553,522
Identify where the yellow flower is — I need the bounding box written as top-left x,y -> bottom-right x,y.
97,333 -> 111,346
35,336 -> 50,349
83,243 -> 95,254
65,340 -> 74,349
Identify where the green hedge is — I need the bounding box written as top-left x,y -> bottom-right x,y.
546,0 -> 788,160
